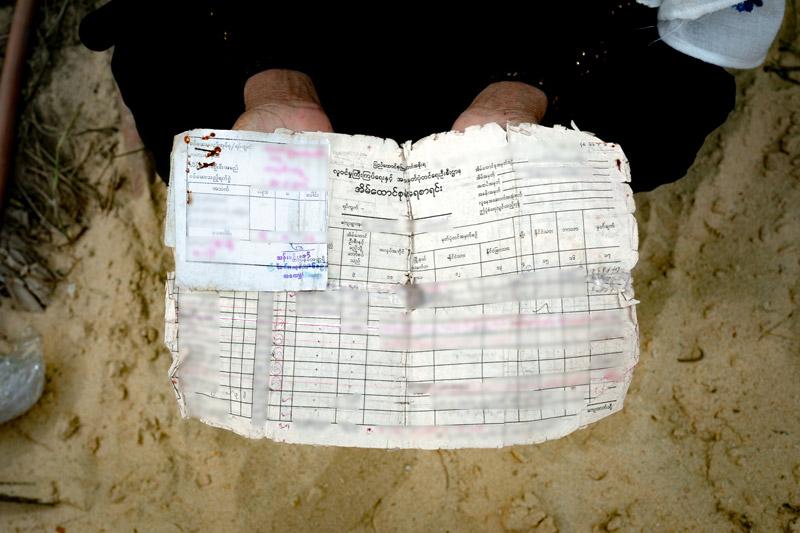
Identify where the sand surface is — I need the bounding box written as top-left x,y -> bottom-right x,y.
1,10 -> 799,532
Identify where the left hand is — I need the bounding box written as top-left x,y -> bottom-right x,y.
452,81 -> 548,131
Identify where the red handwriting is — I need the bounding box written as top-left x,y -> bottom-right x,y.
191,238 -> 234,259
264,144 -> 326,159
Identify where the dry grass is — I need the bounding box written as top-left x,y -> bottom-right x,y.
0,0 -> 116,311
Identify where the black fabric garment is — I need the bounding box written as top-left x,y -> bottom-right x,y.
80,0 -> 735,192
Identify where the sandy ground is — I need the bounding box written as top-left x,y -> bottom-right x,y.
1,9 -> 799,533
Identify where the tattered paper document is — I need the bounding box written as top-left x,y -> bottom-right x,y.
169,130 -> 329,291
164,124 -> 639,448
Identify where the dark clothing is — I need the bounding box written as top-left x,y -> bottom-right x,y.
80,1 -> 735,192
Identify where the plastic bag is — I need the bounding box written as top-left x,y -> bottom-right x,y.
0,333 -> 44,424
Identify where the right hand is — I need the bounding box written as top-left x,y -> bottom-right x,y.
233,69 -> 333,133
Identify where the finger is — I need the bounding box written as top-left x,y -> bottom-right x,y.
232,103 -> 333,133
243,69 -> 322,110
235,69 -> 333,133
452,81 -> 548,131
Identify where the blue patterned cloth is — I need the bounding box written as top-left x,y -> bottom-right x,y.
735,0 -> 763,13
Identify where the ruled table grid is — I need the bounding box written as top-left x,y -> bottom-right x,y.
218,291 -> 258,418
265,192 -> 628,427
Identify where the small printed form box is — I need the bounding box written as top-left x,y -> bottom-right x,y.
173,130 -> 330,292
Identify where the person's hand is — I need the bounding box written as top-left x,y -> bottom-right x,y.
233,69 -> 333,133
452,81 -> 547,131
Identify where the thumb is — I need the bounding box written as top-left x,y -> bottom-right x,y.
452,81 -> 547,131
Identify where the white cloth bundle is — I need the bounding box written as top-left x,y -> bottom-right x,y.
638,0 -> 785,68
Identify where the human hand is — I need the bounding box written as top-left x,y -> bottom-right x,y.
233,69 -> 333,133
452,81 -> 548,131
